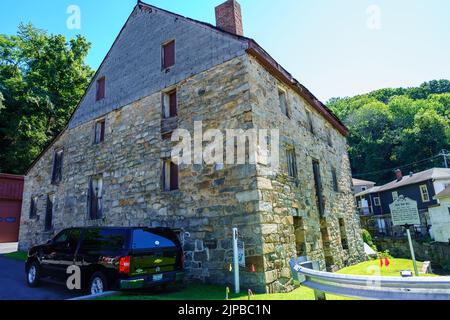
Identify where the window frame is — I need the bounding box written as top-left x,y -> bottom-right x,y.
88,175 -> 104,220
44,194 -> 54,232
331,167 -> 339,192
96,76 -> 106,101
161,39 -> 176,70
420,185 -> 430,202
285,147 -> 298,179
51,148 -> 64,185
373,197 -> 381,206
29,196 -> 38,219
94,119 -> 106,144
162,159 -> 179,192
278,87 -> 290,119
162,89 -> 178,119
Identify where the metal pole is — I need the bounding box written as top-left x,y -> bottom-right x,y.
406,227 -> 419,276
232,228 -> 240,294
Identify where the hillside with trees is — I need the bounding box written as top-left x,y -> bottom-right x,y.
327,80 -> 450,184
0,24 -> 93,174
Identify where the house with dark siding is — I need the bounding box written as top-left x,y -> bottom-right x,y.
356,168 -> 450,237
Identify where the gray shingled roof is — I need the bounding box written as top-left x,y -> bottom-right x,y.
352,178 -> 376,186
376,168 -> 450,193
435,186 -> 450,199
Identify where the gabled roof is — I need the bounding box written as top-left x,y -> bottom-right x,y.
356,186 -> 382,198
352,178 -> 376,186
25,1 -> 348,175
377,168 -> 450,193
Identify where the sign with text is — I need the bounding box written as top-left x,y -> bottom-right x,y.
389,196 -> 421,226
238,240 -> 245,268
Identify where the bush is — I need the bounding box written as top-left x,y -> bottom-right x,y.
362,229 -> 377,252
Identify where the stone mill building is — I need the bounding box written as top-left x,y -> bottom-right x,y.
19,0 -> 365,293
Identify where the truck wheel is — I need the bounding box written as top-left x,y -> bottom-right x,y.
26,261 -> 42,288
89,272 -> 108,295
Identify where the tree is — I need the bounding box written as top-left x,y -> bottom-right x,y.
0,23 -> 93,174
327,80 -> 450,184
393,109 -> 450,169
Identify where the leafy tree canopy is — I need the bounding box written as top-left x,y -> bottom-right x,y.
0,23 -> 94,174
328,80 -> 450,184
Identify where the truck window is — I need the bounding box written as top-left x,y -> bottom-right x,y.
132,229 -> 175,250
80,228 -> 128,253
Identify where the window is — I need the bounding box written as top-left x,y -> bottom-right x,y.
80,228 -> 128,254
88,176 -> 103,220
373,197 -> 381,206
162,40 -> 175,69
361,187 -> 367,191
162,159 -> 179,191
420,185 -> 430,202
29,196 -> 38,219
339,218 -> 349,250
162,89 -> 177,119
312,160 -> 325,216
286,148 -> 298,178
278,88 -> 289,118
392,191 -> 399,201
53,229 -> 81,253
306,111 -> 314,134
96,77 -> 105,101
331,167 -> 339,192
44,194 -> 54,231
94,119 -> 105,144
51,149 -> 64,184
293,217 -> 306,257
132,229 -> 176,250
327,130 -> 333,147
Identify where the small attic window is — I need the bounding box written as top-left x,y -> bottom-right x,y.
162,40 -> 175,69
96,77 -> 106,101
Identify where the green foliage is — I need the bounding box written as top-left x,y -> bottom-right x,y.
0,23 -> 94,174
362,229 -> 377,251
328,80 -> 450,183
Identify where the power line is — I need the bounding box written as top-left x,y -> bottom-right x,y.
353,154 -> 442,178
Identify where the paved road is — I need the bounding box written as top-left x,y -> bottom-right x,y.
0,256 -> 83,300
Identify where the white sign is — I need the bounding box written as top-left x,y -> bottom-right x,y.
389,196 -> 421,226
238,240 -> 245,268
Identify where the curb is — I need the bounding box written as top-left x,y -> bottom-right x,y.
67,291 -> 123,300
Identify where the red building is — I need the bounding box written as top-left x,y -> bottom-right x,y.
0,174 -> 24,243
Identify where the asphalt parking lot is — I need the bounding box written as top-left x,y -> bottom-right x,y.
0,256 -> 82,300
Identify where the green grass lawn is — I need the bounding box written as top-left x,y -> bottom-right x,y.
1,251 -> 28,261
100,258 -> 434,301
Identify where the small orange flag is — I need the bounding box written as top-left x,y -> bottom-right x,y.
380,257 -> 384,268
251,264 -> 255,273
385,257 -> 390,267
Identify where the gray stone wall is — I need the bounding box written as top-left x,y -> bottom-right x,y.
247,56 -> 366,292
19,52 -> 365,293
69,4 -> 248,129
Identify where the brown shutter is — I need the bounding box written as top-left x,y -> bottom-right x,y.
170,162 -> 179,191
96,77 -> 105,101
169,90 -> 177,117
163,41 -> 175,69
100,121 -> 105,142
313,160 -> 325,216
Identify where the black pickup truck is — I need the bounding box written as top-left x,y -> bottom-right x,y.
25,227 -> 184,295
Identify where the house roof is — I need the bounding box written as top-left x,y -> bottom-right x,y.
25,1 -> 348,175
352,178 -> 376,186
435,186 -> 450,199
356,186 -> 382,198
376,168 -> 450,193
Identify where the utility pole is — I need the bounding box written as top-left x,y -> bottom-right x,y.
441,150 -> 449,169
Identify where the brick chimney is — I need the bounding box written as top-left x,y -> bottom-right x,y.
215,0 -> 244,36
395,169 -> 403,182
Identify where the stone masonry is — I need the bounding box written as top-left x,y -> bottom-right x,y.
18,2 -> 365,293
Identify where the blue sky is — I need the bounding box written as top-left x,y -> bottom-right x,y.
1,0 -> 449,101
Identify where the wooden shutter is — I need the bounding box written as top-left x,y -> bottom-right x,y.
45,195 -> 53,231
88,179 -> 98,220
169,90 -> 177,117
100,121 -> 105,142
163,41 -> 175,69
312,160 -> 325,216
170,162 -> 179,191
96,77 -> 105,101
29,197 -> 36,219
